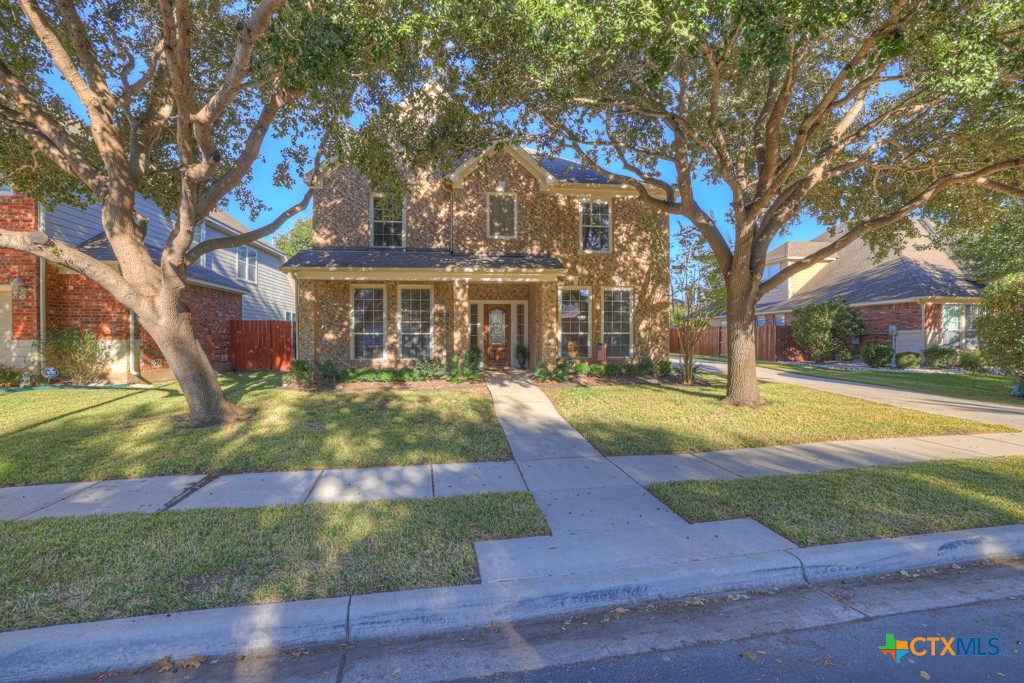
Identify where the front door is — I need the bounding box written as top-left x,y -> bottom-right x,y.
483,304 -> 511,367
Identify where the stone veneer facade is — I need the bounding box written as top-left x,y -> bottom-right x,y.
297,148 -> 671,369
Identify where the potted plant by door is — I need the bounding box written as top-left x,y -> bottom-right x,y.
515,344 -> 529,370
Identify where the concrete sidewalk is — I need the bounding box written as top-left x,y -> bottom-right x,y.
699,358 -> 1024,430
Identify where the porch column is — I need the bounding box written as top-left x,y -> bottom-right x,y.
539,281 -> 560,368
451,279 -> 470,358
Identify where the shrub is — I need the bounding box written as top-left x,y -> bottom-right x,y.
894,352 -> 921,369
286,360 -> 312,384
575,361 -> 591,375
604,363 -> 623,377
622,363 -> 639,376
515,344 -> 529,366
0,363 -> 22,388
413,358 -> 448,381
637,357 -> 656,376
314,360 -> 343,383
655,360 -> 673,377
791,298 -> 864,363
587,363 -> 606,378
37,328 -> 111,385
531,366 -> 551,382
957,350 -> 984,374
448,352 -> 482,383
923,345 -> 958,369
466,345 -> 483,368
977,273 -> 1024,385
861,343 -> 893,368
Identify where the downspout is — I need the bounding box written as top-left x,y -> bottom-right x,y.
36,203 -> 45,374
129,311 -> 139,378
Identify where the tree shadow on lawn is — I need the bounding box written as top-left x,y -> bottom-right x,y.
651,456 -> 1024,547
0,376 -> 512,486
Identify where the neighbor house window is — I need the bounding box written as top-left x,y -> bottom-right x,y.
285,312 -> 296,323
0,184 -> 13,196
399,288 -> 433,359
560,288 -> 590,358
236,245 -> 257,283
602,289 -> 632,357
371,195 -> 405,247
756,315 -> 766,327
775,314 -> 786,326
487,194 -> 517,239
762,263 -> 782,292
580,200 -> 611,253
191,223 -> 206,267
941,303 -> 979,350
352,287 -> 386,360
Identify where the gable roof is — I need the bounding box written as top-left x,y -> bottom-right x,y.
757,221 -> 983,313
77,234 -> 248,294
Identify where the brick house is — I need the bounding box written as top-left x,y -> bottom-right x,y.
0,186 -> 294,380
283,145 -> 671,370
711,220 -> 984,357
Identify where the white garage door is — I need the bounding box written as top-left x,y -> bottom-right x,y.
0,289 -> 13,366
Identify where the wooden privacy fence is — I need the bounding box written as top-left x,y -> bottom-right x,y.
685,325 -> 804,361
229,320 -> 294,371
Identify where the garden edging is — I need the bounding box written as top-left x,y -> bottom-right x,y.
3,523 -> 1023,683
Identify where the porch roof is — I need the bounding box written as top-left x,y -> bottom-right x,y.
282,248 -> 566,281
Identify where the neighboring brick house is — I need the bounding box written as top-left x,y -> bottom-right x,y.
0,185 -> 294,380
283,145 -> 671,370
711,220 -> 984,357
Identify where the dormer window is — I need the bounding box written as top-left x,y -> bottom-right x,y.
371,195 -> 405,248
487,193 -> 517,239
580,200 -> 611,253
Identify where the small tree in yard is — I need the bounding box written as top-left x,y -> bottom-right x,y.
976,273 -> 1024,395
791,299 -> 864,363
273,218 -> 313,259
671,226 -> 726,385
0,0 -> 472,425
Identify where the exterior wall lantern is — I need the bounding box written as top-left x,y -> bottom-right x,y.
495,181 -> 506,192
9,277 -> 28,300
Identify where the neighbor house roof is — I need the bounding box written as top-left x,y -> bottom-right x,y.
526,153 -> 620,185
78,235 -> 249,294
765,239 -> 836,263
756,221 -> 983,313
206,210 -> 287,261
282,248 -> 565,272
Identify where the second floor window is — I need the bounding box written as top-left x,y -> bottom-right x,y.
487,194 -> 517,239
580,200 -> 611,253
762,262 -> 782,291
191,224 -> 206,267
372,195 -> 405,247
236,245 -> 257,283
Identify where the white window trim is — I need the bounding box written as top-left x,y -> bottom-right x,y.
192,223 -> 206,267
350,285 -> 387,361
763,262 -> 782,292
398,285 -> 434,360
600,286 -> 633,358
485,192 -> 518,240
557,286 -> 592,359
236,244 -> 258,284
580,200 -> 612,254
370,194 -> 407,248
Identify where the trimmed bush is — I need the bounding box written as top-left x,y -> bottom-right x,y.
587,363 -> 606,378
37,328 -> 111,385
605,363 -> 623,377
655,360 -> 673,377
622,363 -> 640,376
957,350 -> 984,373
977,273 -> 1024,386
861,343 -> 893,368
413,358 -> 448,380
894,352 -> 921,369
575,361 -> 592,376
0,363 -> 21,388
637,358 -> 656,376
791,298 -> 864,363
286,360 -> 312,384
923,345 -> 958,369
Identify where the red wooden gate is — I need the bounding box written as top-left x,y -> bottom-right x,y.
229,320 -> 294,371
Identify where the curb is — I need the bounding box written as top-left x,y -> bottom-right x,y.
2,525 -> 1023,682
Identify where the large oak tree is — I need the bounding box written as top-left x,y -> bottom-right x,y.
440,0 -> 1024,405
0,0 -> 468,424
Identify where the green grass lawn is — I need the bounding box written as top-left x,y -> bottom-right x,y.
0,373 -> 511,486
758,361 -> 1022,407
649,456 -> 1024,547
0,492 -> 547,632
542,375 -> 1009,457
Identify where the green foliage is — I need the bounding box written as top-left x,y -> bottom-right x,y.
604,363 -> 623,378
587,363 -> 606,378
0,363 -> 21,388
413,358 -> 449,380
286,360 -> 313,385
315,360 -> 344,383
532,366 -> 551,382
37,329 -> 111,385
655,360 -> 674,378
273,219 -> 314,258
861,343 -> 894,368
895,352 -> 922,370
448,352 -> 483,384
977,273 -> 1024,382
924,346 -> 959,369
791,299 -> 865,363
515,344 -> 529,365
575,362 -> 591,375
958,350 -> 985,374
622,363 -> 640,376
637,358 -> 656,376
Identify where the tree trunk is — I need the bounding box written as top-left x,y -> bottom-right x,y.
141,300 -> 239,427
724,275 -> 763,407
